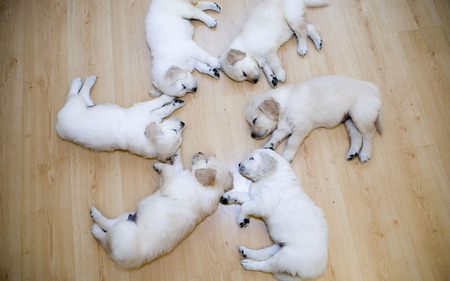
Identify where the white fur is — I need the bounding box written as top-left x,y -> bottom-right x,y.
56,76 -> 185,161
222,149 -> 328,281
90,151 -> 234,269
220,0 -> 328,87
246,75 -> 383,162
145,0 -> 222,97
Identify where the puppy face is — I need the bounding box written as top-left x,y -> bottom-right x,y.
221,49 -> 260,83
238,149 -> 278,181
191,152 -> 234,191
145,117 -> 185,158
156,66 -> 198,97
246,98 -> 280,139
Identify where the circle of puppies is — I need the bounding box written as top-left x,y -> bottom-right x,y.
56,0 -> 383,280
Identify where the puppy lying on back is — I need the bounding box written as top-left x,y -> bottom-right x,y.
56,76 -> 185,161
146,0 -> 222,97
90,150 -> 234,269
220,0 -> 328,88
246,75 -> 383,162
221,149 -> 328,281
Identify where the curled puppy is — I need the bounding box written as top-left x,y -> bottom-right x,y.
221,149 -> 328,281
146,0 -> 222,97
90,150 -> 234,269
56,76 -> 185,161
246,75 -> 383,162
220,0 -> 328,88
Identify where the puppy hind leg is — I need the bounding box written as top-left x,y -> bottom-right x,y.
90,207 -> 131,231
78,76 -> 97,107
194,60 -> 220,79
307,24 -> 323,51
282,129 -> 310,162
69,77 -> 83,96
344,119 -> 362,160
194,1 -> 221,12
239,244 -> 281,261
352,117 -> 377,162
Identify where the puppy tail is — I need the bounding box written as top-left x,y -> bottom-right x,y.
375,108 -> 383,135
305,0 -> 329,8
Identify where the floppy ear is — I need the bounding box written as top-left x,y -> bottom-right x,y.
224,171 -> 234,191
166,66 -> 186,81
225,49 -> 246,66
144,122 -> 162,140
259,98 -> 280,121
195,168 -> 217,186
258,153 -> 277,176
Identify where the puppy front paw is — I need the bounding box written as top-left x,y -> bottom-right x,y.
282,152 -> 295,162
220,194 -> 236,205
298,45 -> 308,56
270,75 -> 278,88
206,18 -> 217,28
346,152 -> 358,160
239,246 -> 249,258
238,217 -> 250,228
90,207 -> 101,221
153,162 -> 163,173
210,68 -> 220,79
359,152 -> 371,162
214,3 -> 221,12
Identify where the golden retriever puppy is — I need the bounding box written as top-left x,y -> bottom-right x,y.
90,150 -> 234,269
56,76 -> 185,161
221,149 -> 328,281
245,75 -> 383,162
146,0 -> 222,97
220,0 -> 328,87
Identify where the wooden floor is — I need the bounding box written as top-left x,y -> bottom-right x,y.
1,0 -> 449,280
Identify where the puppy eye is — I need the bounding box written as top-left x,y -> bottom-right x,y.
243,71 -> 247,77
252,118 -> 257,124
182,84 -> 186,90
249,157 -> 254,160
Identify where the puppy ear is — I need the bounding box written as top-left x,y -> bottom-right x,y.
225,49 -> 246,66
166,66 -> 186,81
144,122 -> 162,140
195,168 -> 217,186
259,98 -> 280,121
258,153 -> 277,175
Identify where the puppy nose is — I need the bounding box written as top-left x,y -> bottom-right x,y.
192,87 -> 197,92
180,121 -> 185,128
251,133 -> 256,138
238,163 -> 242,168
252,78 -> 258,84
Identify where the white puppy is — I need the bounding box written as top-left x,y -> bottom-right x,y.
146,0 -> 222,97
246,75 -> 383,162
56,76 -> 185,161
220,0 -> 328,88
221,149 -> 328,281
90,150 -> 234,269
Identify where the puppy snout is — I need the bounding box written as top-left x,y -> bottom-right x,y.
251,78 -> 258,84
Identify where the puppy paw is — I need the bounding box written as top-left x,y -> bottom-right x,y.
90,207 -> 101,221
263,142 -> 275,150
316,39 -> 323,51
241,259 -> 257,270
270,75 -> 278,88
359,152 -> 371,162
276,71 -> 286,83
70,77 -> 83,93
220,194 -> 236,205
346,152 -> 358,160
205,18 -> 217,28
84,75 -> 97,87
214,3 -> 221,12
153,162 -> 163,173
238,217 -> 250,228
298,45 -> 308,56
281,152 -> 295,163
239,246 -> 249,258
91,223 -> 106,236
210,68 -> 220,79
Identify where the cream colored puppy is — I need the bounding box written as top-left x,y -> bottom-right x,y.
246,75 -> 383,162
146,0 -> 222,97
90,150 -> 234,269
220,0 -> 328,88
221,149 -> 328,281
56,76 -> 185,161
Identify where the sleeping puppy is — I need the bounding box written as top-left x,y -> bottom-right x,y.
56,76 -> 185,161
146,0 -> 222,97
220,0 -> 328,88
90,150 -> 234,269
221,149 -> 328,281
246,75 -> 383,162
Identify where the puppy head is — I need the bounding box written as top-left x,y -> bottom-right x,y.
191,152 -> 234,191
145,117 -> 185,160
220,49 -> 260,84
154,66 -> 198,97
238,149 -> 280,181
246,97 -> 280,139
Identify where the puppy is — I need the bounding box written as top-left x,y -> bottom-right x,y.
90,150 -> 234,269
146,0 -> 222,97
246,75 -> 383,162
221,149 -> 328,281
220,0 -> 328,88
56,76 -> 185,161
